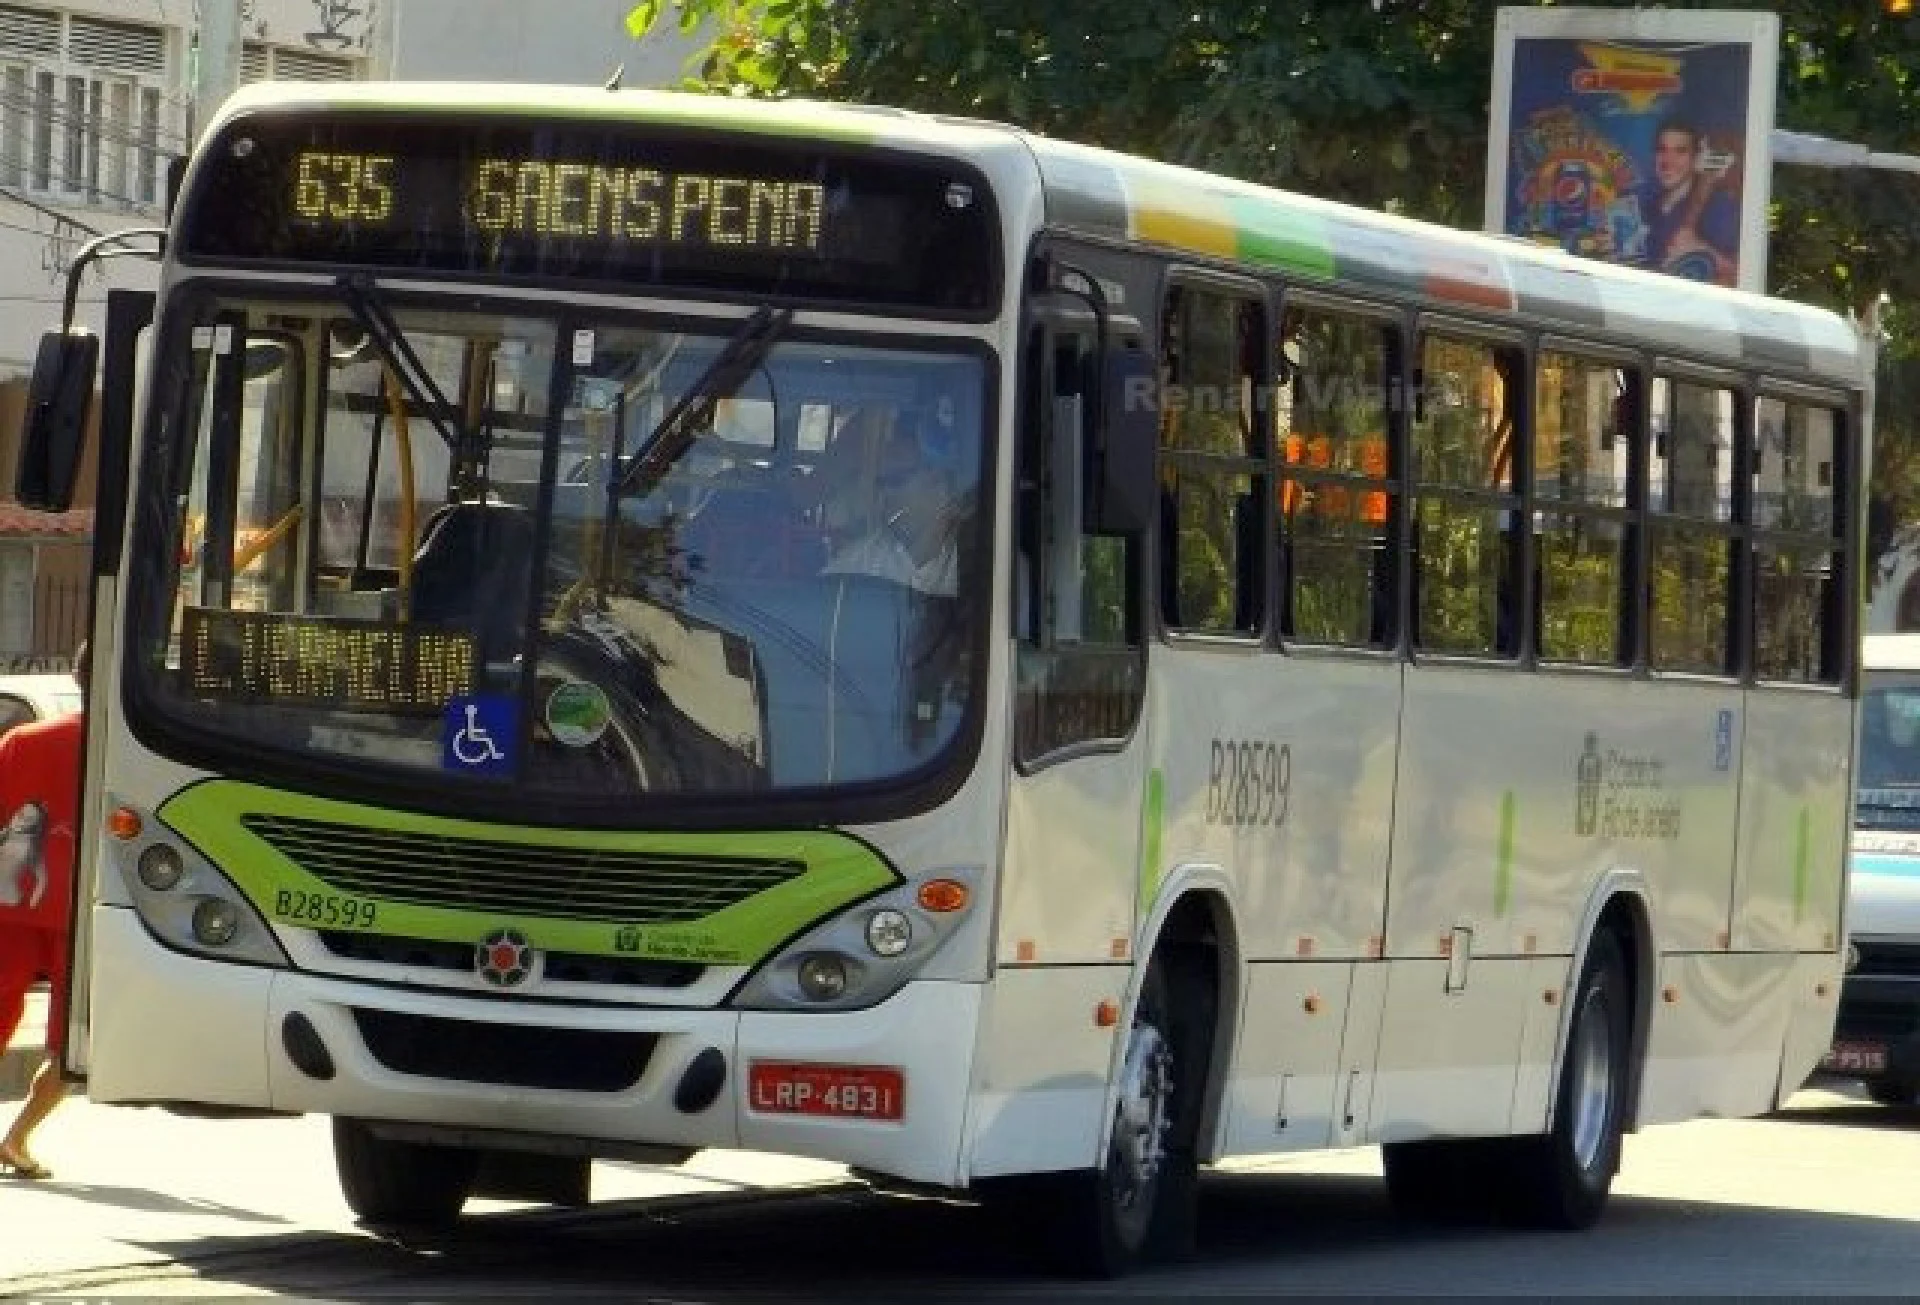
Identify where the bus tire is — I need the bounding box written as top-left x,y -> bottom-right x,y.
333,1117 -> 479,1228
1867,1079 -> 1917,1108
1382,1137 -> 1498,1222
1499,929 -> 1631,1230
989,957 -> 1202,1277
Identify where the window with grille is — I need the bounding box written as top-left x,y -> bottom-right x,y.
0,4 -> 176,210
241,42 -> 358,85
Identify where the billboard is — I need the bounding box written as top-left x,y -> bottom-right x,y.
1485,7 -> 1780,293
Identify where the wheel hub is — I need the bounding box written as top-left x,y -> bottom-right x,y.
1569,986 -> 1614,1171
1111,1018 -> 1174,1208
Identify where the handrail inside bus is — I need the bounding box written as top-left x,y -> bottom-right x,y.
382,368 -> 417,610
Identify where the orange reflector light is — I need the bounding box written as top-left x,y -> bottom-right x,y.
1094,1000 -> 1120,1027
917,878 -> 969,913
108,807 -> 143,841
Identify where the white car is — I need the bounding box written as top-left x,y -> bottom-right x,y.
0,673 -> 81,740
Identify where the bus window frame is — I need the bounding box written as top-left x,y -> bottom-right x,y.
1749,376 -> 1856,692
1645,357 -> 1748,684
1532,334 -> 1646,677
1269,287 -> 1408,663
1406,313 -> 1533,667
1152,266 -> 1275,650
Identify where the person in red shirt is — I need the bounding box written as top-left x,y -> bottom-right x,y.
0,641 -> 85,1180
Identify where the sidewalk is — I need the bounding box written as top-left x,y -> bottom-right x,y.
1,984 -> 47,1099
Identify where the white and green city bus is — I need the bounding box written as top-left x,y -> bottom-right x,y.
14,82 -> 1862,1275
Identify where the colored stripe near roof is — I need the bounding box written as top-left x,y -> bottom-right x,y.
1027,135 -> 1858,384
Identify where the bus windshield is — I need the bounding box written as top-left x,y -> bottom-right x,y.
1859,670 -> 1920,831
128,289 -> 989,808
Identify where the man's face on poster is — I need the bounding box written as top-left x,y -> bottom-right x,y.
1654,129 -> 1697,192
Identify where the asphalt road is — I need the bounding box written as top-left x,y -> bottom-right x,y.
8,1082 -> 1919,1300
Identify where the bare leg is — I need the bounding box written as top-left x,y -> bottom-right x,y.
1,1059 -> 67,1173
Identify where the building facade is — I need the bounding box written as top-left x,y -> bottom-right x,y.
0,0 -> 700,661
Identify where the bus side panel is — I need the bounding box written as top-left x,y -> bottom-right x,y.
965,965 -> 1127,1178
1776,951 -> 1845,1106
1000,740 -> 1145,967
1730,688 -> 1851,954
1216,960 -> 1354,1155
88,904 -> 274,1106
1388,667 -> 1738,965
1141,650 -> 1396,964
1364,958 -> 1531,1142
1635,951 -> 1797,1125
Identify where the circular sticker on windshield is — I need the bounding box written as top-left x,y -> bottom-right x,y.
546,681 -> 611,747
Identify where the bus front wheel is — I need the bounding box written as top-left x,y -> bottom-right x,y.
987,956 -> 1207,1277
333,1118 -> 479,1229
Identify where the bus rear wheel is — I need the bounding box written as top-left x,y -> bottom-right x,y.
1498,929 -> 1631,1229
333,1118 -> 479,1229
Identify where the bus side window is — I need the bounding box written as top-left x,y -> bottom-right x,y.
1275,305 -> 1398,649
1157,284 -> 1266,637
1410,331 -> 1525,658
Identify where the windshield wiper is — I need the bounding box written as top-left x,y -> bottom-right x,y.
338,273 -> 465,457
615,305 -> 793,499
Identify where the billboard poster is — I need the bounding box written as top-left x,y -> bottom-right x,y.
1485,8 -> 1780,293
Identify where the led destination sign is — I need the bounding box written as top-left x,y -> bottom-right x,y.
181,607 -> 476,713
293,151 -> 829,253
183,116 -> 1000,311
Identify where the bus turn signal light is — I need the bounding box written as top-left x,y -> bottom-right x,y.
917,878 -> 969,913
108,807 -> 143,841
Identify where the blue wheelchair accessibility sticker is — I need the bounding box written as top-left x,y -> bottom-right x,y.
444,694 -> 518,775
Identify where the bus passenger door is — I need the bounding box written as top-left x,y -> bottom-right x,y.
66,289 -> 155,1077
972,317 -> 1151,1179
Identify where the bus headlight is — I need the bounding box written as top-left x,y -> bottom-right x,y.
730,864 -> 982,1012
864,908 -> 913,958
107,799 -> 290,968
797,953 -> 852,1001
136,843 -> 185,891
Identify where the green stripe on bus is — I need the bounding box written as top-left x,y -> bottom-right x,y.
1229,196 -> 1336,278
1793,805 -> 1810,923
157,780 -> 899,966
1139,768 -> 1165,918
1495,790 -> 1515,918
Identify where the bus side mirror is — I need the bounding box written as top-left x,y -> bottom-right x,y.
15,330 -> 98,512
1089,349 -> 1156,536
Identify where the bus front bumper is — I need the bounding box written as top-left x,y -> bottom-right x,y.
84,906 -> 981,1187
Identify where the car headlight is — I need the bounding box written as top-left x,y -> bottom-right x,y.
729,865 -> 981,1012
106,799 -> 290,968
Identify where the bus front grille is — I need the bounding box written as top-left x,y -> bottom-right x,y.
350,1008 -> 656,1092
241,814 -> 803,923
319,930 -> 704,988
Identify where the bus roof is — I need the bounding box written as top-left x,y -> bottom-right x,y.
202,82 -> 1861,384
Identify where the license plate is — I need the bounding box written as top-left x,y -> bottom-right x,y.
1821,1040 -> 1890,1074
748,1062 -> 904,1121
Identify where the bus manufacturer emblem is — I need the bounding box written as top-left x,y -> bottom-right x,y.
476,928 -> 535,987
